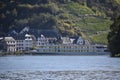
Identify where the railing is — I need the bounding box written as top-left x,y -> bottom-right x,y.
36,44 -> 107,53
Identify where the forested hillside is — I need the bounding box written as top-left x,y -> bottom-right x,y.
108,16 -> 120,57
0,0 -> 120,44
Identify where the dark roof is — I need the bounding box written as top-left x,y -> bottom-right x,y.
8,29 -> 61,40
70,36 -> 79,40
9,34 -> 25,40
14,35 -> 25,40
70,36 -> 79,44
28,29 -> 61,38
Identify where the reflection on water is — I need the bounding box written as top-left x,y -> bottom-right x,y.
0,55 -> 120,71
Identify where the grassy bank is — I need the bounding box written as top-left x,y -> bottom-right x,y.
89,33 -> 108,44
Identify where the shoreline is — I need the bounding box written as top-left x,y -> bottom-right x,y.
0,52 -> 110,57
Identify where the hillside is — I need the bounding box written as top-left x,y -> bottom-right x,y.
0,0 -> 120,44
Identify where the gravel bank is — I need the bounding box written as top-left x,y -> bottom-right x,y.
0,70 -> 120,80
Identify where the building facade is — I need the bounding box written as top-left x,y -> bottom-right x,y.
61,37 -> 72,44
4,27 -> 107,53
4,37 -> 16,52
76,36 -> 84,45
13,34 -> 36,52
37,34 -> 49,47
24,34 -> 36,51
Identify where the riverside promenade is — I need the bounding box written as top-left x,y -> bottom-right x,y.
35,44 -> 108,54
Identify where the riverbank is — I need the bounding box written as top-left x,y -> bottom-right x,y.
0,70 -> 120,80
0,52 -> 25,56
0,52 -> 110,56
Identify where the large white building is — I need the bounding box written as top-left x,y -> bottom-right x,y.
62,36 -> 85,45
13,34 -> 36,52
61,37 -> 72,44
8,27 -> 61,52
76,36 -> 84,45
37,34 -> 49,47
24,34 -> 36,51
4,37 -> 16,52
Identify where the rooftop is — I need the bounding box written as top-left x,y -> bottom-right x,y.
8,27 -> 61,39
5,37 -> 15,41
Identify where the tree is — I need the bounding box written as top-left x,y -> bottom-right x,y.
107,16 -> 120,57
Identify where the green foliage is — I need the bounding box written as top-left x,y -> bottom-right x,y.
0,0 -> 119,43
87,0 -> 120,18
74,17 -> 112,35
108,16 -> 120,57
90,33 -> 108,44
14,13 -> 57,30
66,2 -> 94,15
58,13 -> 69,19
0,1 -> 6,9
116,0 -> 120,4
18,4 -> 39,9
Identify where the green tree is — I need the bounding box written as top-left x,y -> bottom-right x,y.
108,16 -> 120,57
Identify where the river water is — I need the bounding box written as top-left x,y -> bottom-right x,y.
0,55 -> 120,71
0,55 -> 120,80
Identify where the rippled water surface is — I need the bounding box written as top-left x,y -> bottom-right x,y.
0,55 -> 120,72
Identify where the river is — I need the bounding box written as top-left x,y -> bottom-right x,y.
0,55 -> 120,80
0,55 -> 120,71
